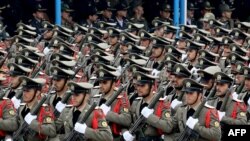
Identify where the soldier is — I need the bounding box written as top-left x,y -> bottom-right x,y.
96,68 -> 131,140
98,1 -> 116,23
168,78 -> 221,141
55,81 -> 113,140
114,3 -> 129,30
186,2 -> 198,25
29,4 -> 47,35
219,3 -> 235,29
81,5 -> 98,28
130,1 -> 148,30
154,3 -> 173,24
61,4 -> 75,29
17,76 -> 56,141
122,72 -> 163,141
208,72 -> 247,140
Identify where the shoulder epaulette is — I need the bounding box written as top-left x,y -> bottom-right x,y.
20,103 -> 26,106
66,104 -> 73,108
159,96 -> 167,101
204,102 -> 215,109
135,97 -> 142,100
232,96 -> 243,102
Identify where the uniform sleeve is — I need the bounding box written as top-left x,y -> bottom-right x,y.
221,106 -> 247,125
55,107 -> 70,132
193,109 -> 221,141
84,110 -> 113,141
146,101 -> 173,133
0,99 -> 19,132
29,106 -> 57,138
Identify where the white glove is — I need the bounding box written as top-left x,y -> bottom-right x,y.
55,101 -> 66,113
151,69 -> 160,76
186,117 -> 198,129
232,92 -> 238,100
171,99 -> 182,109
4,135 -> 12,141
11,96 -> 21,109
100,104 -> 111,116
74,122 -> 87,134
123,131 -> 135,141
141,107 -> 154,118
24,113 -> 37,125
247,97 -> 250,106
218,111 -> 225,121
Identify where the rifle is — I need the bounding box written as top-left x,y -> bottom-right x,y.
105,83 -> 128,106
63,102 -> 97,141
53,91 -> 72,118
13,86 -> 55,141
126,86 -> 167,136
177,85 -> 216,141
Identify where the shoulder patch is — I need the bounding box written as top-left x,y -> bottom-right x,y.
9,109 -> 15,115
101,121 -> 108,127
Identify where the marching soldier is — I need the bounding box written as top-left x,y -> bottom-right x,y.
55,81 -> 113,141
167,78 -> 221,141
97,68 -> 131,140
29,4 -> 47,35
17,76 -> 56,141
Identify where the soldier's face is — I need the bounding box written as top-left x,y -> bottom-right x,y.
187,49 -> 197,61
136,83 -> 151,97
89,15 -> 98,22
53,78 -> 66,92
236,74 -> 244,84
185,91 -> 201,105
152,47 -> 164,58
163,32 -> 174,39
222,46 -> 231,57
71,93 -> 85,107
62,11 -> 70,20
244,78 -> 250,91
223,11 -> 232,19
173,75 -> 185,88
103,10 -> 112,19
187,10 -> 194,18
140,39 -> 150,47
23,88 -> 38,103
35,11 -> 45,20
74,34 -> 84,43
99,80 -> 113,94
108,36 -> 118,45
120,44 -> 128,54
43,30 -> 53,39
216,82 -> 230,96
177,40 -> 186,50
11,76 -> 21,88
160,11 -> 170,19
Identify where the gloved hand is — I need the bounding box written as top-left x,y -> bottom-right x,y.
218,111 -> 225,121
171,99 -> 182,109
151,69 -> 160,77
247,97 -> 250,106
141,107 -> 154,118
232,92 -> 238,100
55,101 -> 66,113
100,104 -> 111,116
123,131 -> 135,141
11,96 -> 21,109
186,117 -> 198,129
24,113 -> 37,125
74,122 -> 87,134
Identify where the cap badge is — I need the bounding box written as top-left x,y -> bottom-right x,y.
10,66 -> 14,71
167,63 -> 172,68
53,69 -> 58,75
236,64 -> 242,71
199,59 -> 204,65
186,82 -> 191,88
108,29 -> 113,34
244,69 -> 248,75
217,74 -> 221,80
99,71 -> 104,77
137,74 -> 141,81
132,67 -> 137,73
231,55 -> 236,61
166,56 -> 171,61
70,85 -> 75,91
168,48 -> 172,53
176,67 -> 181,73
140,32 -> 145,37
87,36 -> 92,41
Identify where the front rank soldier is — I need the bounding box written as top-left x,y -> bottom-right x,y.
167,78 -> 221,141
56,82 -> 113,141
122,72 -> 164,141
97,68 -> 131,140
17,76 -> 56,141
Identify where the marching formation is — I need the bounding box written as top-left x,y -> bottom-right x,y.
0,1 -> 250,141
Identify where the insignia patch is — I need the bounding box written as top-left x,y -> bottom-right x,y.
232,46 -> 236,51
196,36 -> 200,41
24,51 -> 29,56
22,80 -> 27,86
186,42 -> 190,47
123,108 -> 129,113
53,69 -> 58,75
18,58 -> 23,64
240,112 -> 246,117
186,82 -> 191,88
199,60 -> 203,65
209,20 -> 213,25
121,36 -> 125,41
128,45 -> 132,50
217,75 -> 221,80
167,63 -> 172,68
100,23 -> 104,28
60,46 -> 64,51
152,39 -> 156,44
90,29 -> 94,34
9,110 -> 15,116
224,39 -> 228,44
102,121 -> 108,127
154,22 -> 158,27
214,121 -> 219,127
74,26 -> 78,31
235,31 -> 239,37
94,57 -> 99,62
165,112 -> 170,118
46,117 -> 52,123
166,56 -> 171,61
128,25 -> 132,29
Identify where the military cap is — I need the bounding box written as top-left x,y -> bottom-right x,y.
197,29 -> 211,37
208,19 -> 225,28
34,3 -> 47,12
129,53 -> 148,61
16,22 -> 36,31
107,27 -> 122,37
16,29 -> 37,38
62,4 -> 74,12
52,29 -> 71,39
51,52 -> 74,61
177,31 -> 193,40
0,50 -> 6,57
180,25 -> 198,34
202,1 -> 214,10
15,55 -> 38,68
51,60 -> 76,70
95,63 -> 117,71
235,62 -> 245,75
165,53 -> 181,63
92,48 -> 113,57
165,25 -> 179,34
120,32 -> 139,44
48,36 -> 72,48
197,66 -> 221,83
58,42 -> 75,57
97,68 -> 120,81
194,33 -> 213,45
73,24 -> 88,34
196,57 -> 218,69
151,37 -> 170,48
243,66 -> 250,79
200,13 -> 215,22
99,1 -> 116,11
166,45 -> 185,59
68,82 -> 93,94
159,37 -> 175,45
230,43 -> 248,56
85,33 -> 106,43
209,37 -> 223,45
16,43 -> 37,52
198,49 -> 219,62
89,42 -> 110,51
20,49 -> 44,61
129,64 -> 152,74
50,66 -> 74,80
228,52 -> 248,64
126,42 -> 146,54
214,72 -> 233,84
7,63 -> 32,76
13,35 -> 34,45
182,78 -> 204,93
186,40 -> 205,50
125,58 -> 147,66
235,22 -> 250,32
86,5 -> 98,16
91,54 -> 114,64
20,76 -> 46,89
151,19 -> 169,30
88,27 -> 108,38
165,60 -> 179,72
42,21 -> 54,30
214,26 -> 231,37
172,64 -> 191,77
134,71 -> 158,84
187,2 -> 198,10
221,36 -> 237,45
138,29 -> 153,40
127,22 -> 145,32
230,28 -> 249,40
219,3 -> 234,13
160,3 -> 172,11
97,21 -> 116,29
115,3 -> 129,11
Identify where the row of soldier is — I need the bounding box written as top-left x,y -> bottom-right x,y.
0,6 -> 250,141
